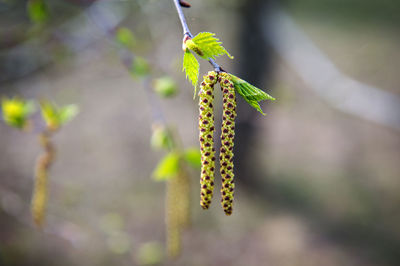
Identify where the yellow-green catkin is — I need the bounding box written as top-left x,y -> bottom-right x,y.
166,169 -> 191,258
31,132 -> 55,227
198,71 -> 218,209
175,170 -> 191,229
218,72 -> 237,215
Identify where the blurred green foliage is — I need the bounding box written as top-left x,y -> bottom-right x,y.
115,27 -> 136,50
183,148 -> 201,169
150,125 -> 173,150
40,101 -> 79,130
137,242 -> 163,265
153,152 -> 180,181
153,76 -> 178,98
130,56 -> 151,78
1,97 -> 35,129
27,0 -> 49,24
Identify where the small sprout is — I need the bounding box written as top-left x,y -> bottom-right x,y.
1,97 -> 35,130
153,76 -> 178,98
115,27 -> 136,49
150,124 -> 173,150
40,101 -> 78,131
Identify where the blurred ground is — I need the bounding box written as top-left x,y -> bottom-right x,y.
1,0 -> 400,265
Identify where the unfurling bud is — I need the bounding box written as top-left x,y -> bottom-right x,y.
218,72 -> 237,215
182,36 -> 204,56
198,71 -> 218,209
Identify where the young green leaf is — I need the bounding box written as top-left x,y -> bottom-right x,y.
1,97 -> 35,129
130,56 -> 151,78
182,50 -> 199,93
59,105 -> 79,124
40,101 -> 78,130
183,147 -> 201,169
115,27 -> 136,49
153,152 -> 180,181
27,0 -> 48,24
192,32 -> 233,60
228,73 -> 275,115
40,101 -> 58,128
153,76 -> 178,98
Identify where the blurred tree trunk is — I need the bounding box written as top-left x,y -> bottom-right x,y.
235,0 -> 275,189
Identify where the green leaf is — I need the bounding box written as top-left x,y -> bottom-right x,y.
115,27 -> 136,49
40,101 -> 57,127
153,152 -> 180,181
153,76 -> 178,98
182,50 -> 199,93
40,101 -> 78,129
183,147 -> 201,169
229,74 -> 275,115
27,0 -> 48,24
59,105 -> 79,124
192,32 -> 233,60
1,97 -> 35,129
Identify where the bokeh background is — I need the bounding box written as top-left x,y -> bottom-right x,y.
1,0 -> 400,265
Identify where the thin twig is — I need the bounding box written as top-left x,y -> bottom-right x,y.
172,0 -> 222,72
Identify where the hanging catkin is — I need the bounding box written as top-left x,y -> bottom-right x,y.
198,71 -> 218,209
165,167 -> 191,258
218,72 -> 237,215
31,132 -> 55,227
165,172 -> 188,258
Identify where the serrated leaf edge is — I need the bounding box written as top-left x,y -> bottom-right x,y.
182,50 -> 200,97
192,32 -> 234,60
228,73 -> 275,115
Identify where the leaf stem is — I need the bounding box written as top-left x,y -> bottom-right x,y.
172,0 -> 222,72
